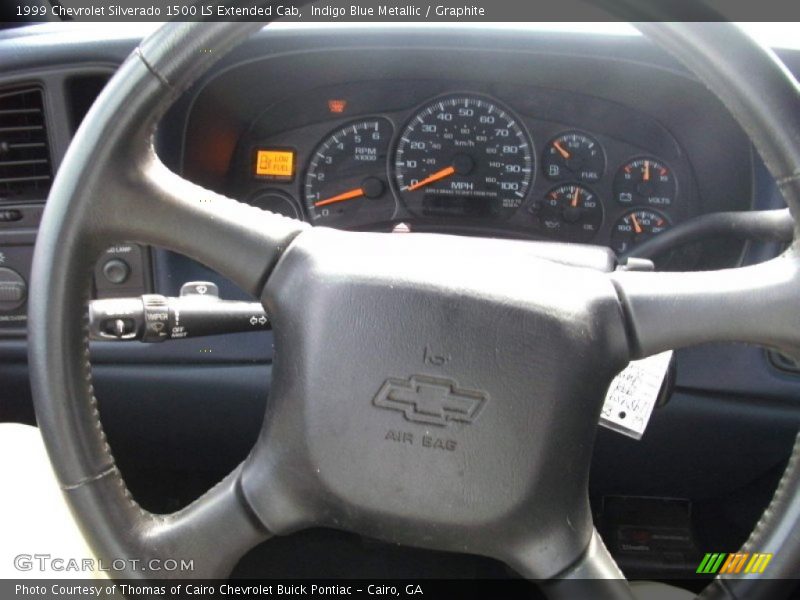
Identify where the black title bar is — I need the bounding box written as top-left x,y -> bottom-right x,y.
3,0 -> 800,23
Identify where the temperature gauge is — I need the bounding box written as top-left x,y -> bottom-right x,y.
542,132 -> 605,182
611,209 -> 671,254
535,184 -> 603,241
614,157 -> 676,207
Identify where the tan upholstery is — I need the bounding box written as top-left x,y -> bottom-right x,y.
630,581 -> 696,600
0,423 -> 104,579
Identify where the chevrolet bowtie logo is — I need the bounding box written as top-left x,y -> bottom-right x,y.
373,375 -> 488,427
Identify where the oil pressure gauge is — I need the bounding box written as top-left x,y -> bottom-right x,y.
535,183 -> 603,241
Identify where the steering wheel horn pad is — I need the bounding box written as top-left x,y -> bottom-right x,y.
242,228 -> 629,578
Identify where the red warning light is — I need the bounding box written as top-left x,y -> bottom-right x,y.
328,99 -> 347,114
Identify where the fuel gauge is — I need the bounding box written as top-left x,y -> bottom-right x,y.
542,132 -> 605,182
611,209 -> 671,254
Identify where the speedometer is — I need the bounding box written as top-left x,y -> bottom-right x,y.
394,95 -> 533,219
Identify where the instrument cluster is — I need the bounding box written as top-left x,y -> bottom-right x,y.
231,84 -> 697,254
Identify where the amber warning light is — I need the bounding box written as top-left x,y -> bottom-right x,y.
255,149 -> 295,178
328,99 -> 347,114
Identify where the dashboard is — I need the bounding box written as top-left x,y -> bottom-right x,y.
232,84 -> 691,254
175,32 -> 755,271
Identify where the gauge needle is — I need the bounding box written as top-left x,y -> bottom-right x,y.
406,166 -> 456,191
571,186 -> 581,207
643,160 -> 650,182
553,141 -> 571,159
314,187 -> 365,207
630,213 -> 643,234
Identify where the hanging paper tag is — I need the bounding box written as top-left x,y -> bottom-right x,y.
600,351 -> 673,440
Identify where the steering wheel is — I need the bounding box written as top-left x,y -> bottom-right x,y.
27,21 -> 800,599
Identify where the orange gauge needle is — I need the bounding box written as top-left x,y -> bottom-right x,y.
553,141 -> 571,159
314,187 -> 365,207
571,186 -> 581,208
406,166 -> 456,191
630,213 -> 643,234
643,160 -> 651,182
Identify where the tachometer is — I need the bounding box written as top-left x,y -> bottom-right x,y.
394,95 -> 533,219
304,118 -> 394,226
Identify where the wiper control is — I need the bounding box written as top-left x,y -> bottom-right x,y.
88,281 -> 269,342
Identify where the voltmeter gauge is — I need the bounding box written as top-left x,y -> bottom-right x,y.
535,184 -> 603,241
542,132 -> 605,182
613,157 -> 676,207
611,209 -> 671,254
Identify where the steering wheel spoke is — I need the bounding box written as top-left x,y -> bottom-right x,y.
101,157 -> 306,298
145,465 -> 270,579
540,531 -> 635,600
613,249 -> 800,359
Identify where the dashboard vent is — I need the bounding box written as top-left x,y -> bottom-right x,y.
0,86 -> 51,203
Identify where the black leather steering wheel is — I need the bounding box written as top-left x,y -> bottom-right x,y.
27,21 -> 800,599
